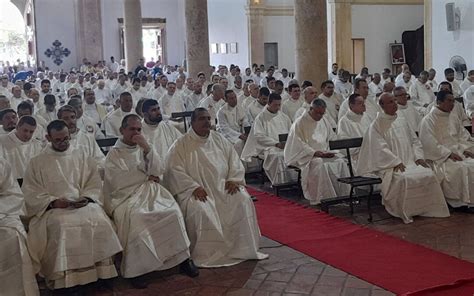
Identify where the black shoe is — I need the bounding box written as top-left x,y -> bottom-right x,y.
130,276 -> 148,289
453,206 -> 474,213
251,195 -> 258,202
179,259 -> 199,278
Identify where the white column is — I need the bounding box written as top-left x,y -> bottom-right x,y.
185,0 -> 210,79
123,0 -> 143,72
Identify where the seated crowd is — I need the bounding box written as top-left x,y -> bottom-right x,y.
0,59 -> 473,295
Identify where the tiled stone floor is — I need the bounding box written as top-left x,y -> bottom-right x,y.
39,178 -> 474,295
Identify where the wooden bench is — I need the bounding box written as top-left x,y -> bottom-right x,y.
320,137 -> 382,222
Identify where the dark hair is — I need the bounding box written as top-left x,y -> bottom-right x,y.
120,91 -> 132,100
57,105 -> 77,118
444,68 -> 454,75
23,82 -> 33,92
288,83 -> 300,92
436,90 -> 453,104
348,93 -> 362,105
41,79 -> 51,86
274,80 -> 284,87
354,78 -> 367,90
259,87 -> 270,97
268,93 -> 282,104
224,89 -> 235,99
44,94 -> 56,105
301,80 -> 313,88
438,81 -> 453,92
121,114 -> 141,128
191,107 -> 208,122
17,101 -> 33,114
0,108 -> 16,121
132,78 -> 141,84
320,80 -> 334,89
142,99 -> 159,114
17,115 -> 36,127
47,120 -> 68,135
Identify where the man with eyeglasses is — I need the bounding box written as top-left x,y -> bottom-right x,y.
22,119 -> 122,293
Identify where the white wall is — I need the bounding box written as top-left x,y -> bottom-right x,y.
351,4 -> 424,73
431,0 -> 474,75
101,0 -> 186,67
263,15 -> 296,72
35,0 -> 78,71
208,0 -> 249,69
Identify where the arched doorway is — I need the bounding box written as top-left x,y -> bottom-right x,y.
0,0 -> 36,72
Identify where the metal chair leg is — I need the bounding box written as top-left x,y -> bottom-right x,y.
367,185 -> 374,222
349,186 -> 355,215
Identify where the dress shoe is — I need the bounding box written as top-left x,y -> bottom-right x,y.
179,258 -> 199,278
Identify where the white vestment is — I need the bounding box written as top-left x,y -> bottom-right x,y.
103,108 -> 133,137
397,102 -> 422,133
449,80 -> 463,98
103,140 -> 190,278
368,81 -> 383,96
357,112 -> 449,223
408,80 -> 435,114
164,129 -> 267,267
334,79 -> 353,99
338,95 -> 379,124
23,147 -> 122,289
0,158 -> 39,296
463,85 -> 474,118
318,93 -> 344,129
184,92 -> 205,111
36,107 -> 57,124
294,102 -> 311,121
70,129 -> 105,169
281,97 -> 304,122
94,88 -> 113,106
141,120 -> 182,159
284,112 -> 349,204
420,107 -> 474,206
198,95 -> 225,127
77,114 -> 104,139
337,109 -> 371,161
241,108 -> 298,185
216,103 -> 249,155
395,80 -> 413,91
246,100 -> 265,125
158,93 -> 187,133
460,78 -> 473,93
0,132 -> 43,179
112,83 -> 130,99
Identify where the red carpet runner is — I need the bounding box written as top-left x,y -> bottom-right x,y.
248,187 -> 474,295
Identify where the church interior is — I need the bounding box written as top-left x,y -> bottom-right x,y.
0,0 -> 473,295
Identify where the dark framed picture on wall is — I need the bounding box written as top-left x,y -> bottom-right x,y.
390,43 -> 405,65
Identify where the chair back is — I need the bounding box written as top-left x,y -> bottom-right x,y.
171,111 -> 193,132
329,137 -> 363,177
278,133 -> 288,143
96,137 -> 118,155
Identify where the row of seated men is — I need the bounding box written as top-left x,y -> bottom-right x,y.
0,105 -> 269,295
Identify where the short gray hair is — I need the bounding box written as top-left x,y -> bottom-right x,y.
311,98 -> 327,109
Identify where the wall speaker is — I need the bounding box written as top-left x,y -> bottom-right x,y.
445,3 -> 461,31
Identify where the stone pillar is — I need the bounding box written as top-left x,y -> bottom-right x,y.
424,0 -> 432,69
185,0 -> 210,79
123,0 -> 143,72
246,0 -> 265,66
75,0 -> 104,65
330,2 -> 352,72
294,0 -> 328,84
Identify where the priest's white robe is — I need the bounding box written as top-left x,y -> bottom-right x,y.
141,121 -> 182,159
164,129 -> 267,267
338,95 -> 379,125
198,95 -> 225,127
357,112 -> 449,223
420,107 -> 474,206
395,80 -> 413,91
0,131 -> 43,179
241,108 -> 298,185
334,79 -> 353,99
147,86 -> 165,101
337,110 -> 371,162
70,129 -> 105,169
294,102 -> 310,122
23,147 -> 122,289
281,97 -> 304,122
318,93 -> 344,128
77,114 -> 105,139
112,83 -> 130,99
449,80 -> 463,98
246,100 -> 265,125
158,93 -> 187,133
184,93 -> 205,111
103,108 -> 133,137
284,112 -> 349,205
397,102 -> 421,134
94,88 -> 113,106
409,80 -> 435,114
103,140 -> 190,278
0,158 -> 39,296
368,81 -> 383,96
463,85 -> 474,118
129,88 -> 147,105
460,78 -> 473,94
216,103 -> 249,156
36,107 -> 57,125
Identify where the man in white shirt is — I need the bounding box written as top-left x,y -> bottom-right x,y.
334,71 -> 353,99
329,63 -> 339,81
247,87 -> 269,125
67,96 -> 104,139
427,68 -> 438,90
83,88 -> 108,126
357,93 -> 449,223
217,90 -> 250,156
294,86 -> 318,121
368,73 -> 384,96
103,114 -> 198,288
198,83 -> 225,128
241,93 -> 298,186
317,80 -> 342,127
0,115 -> 43,179
394,86 -> 421,134
460,70 -> 474,93
338,79 -> 379,124
0,159 -> 39,296
36,94 -> 57,124
184,81 -> 204,111
103,92 -> 135,137
281,83 -> 303,121
158,82 -> 187,133
9,85 -> 27,111
113,74 -> 130,100
279,68 -> 292,88
23,120 -> 122,291
0,108 -> 17,135
409,70 -> 435,115
395,64 -> 415,85
94,80 -> 113,107
381,68 -> 392,86
444,68 -> 463,97
464,84 -> 474,119
164,108 -> 268,267
108,56 -> 120,73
